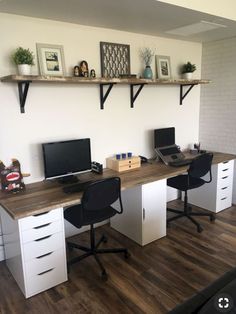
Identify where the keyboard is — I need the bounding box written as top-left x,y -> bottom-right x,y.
168,158 -> 192,167
62,180 -> 95,194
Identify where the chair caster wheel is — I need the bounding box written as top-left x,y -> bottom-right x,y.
197,226 -> 203,233
124,251 -> 130,259
101,270 -> 108,281
210,215 -> 215,222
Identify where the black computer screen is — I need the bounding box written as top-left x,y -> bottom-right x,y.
42,138 -> 91,179
154,127 -> 175,148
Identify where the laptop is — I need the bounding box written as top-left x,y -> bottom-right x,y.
154,127 -> 186,165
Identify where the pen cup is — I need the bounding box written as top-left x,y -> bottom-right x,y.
116,154 -> 121,160
121,153 -> 126,159
127,152 -> 132,158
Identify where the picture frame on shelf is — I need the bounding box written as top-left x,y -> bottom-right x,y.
156,55 -> 171,79
36,43 -> 66,76
100,41 -> 130,78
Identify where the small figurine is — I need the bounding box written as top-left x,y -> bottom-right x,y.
79,60 -> 89,77
90,69 -> 96,78
73,66 -> 80,77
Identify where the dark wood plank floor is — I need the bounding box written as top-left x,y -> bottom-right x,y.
1,200 -> 236,314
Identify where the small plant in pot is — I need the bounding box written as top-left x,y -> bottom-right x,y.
181,61 -> 196,80
140,47 -> 155,79
12,47 -> 35,75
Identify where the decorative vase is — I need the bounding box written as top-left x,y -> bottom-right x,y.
182,72 -> 192,80
143,65 -> 153,79
18,64 -> 31,75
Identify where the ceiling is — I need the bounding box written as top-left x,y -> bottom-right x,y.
1,0 -> 236,42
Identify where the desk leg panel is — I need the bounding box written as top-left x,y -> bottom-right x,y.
111,179 -> 167,246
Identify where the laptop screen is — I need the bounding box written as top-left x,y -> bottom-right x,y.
154,127 -> 175,148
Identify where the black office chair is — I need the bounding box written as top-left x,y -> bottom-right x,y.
167,153 -> 215,233
64,177 -> 129,280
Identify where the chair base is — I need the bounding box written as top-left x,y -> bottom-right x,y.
67,227 -> 129,280
167,207 -> 215,233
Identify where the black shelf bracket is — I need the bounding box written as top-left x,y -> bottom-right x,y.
99,83 -> 116,109
18,81 -> 31,113
180,84 -> 197,105
130,83 -> 146,108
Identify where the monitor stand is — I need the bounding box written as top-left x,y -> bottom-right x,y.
58,175 -> 78,184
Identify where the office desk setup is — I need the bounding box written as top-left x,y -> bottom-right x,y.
0,152 -> 235,298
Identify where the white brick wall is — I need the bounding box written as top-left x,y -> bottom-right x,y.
200,38 -> 236,203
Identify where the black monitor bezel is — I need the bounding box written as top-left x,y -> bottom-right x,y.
42,138 -> 91,180
154,127 -> 175,148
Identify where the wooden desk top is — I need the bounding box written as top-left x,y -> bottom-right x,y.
0,152 -> 234,220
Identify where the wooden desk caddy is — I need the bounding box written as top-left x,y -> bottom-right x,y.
106,156 -> 141,172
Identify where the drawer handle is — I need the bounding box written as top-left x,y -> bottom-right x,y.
34,223 -> 51,230
221,187 -> 228,190
36,252 -> 53,259
221,197 -> 227,200
221,176 -> 228,179
222,168 -> 229,172
35,235 -> 52,242
37,268 -> 54,276
223,161 -> 229,164
33,211 -> 49,217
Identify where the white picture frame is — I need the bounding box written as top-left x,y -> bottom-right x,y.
156,55 -> 171,79
36,43 -> 66,76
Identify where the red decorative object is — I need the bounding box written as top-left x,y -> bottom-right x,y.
0,159 -> 25,193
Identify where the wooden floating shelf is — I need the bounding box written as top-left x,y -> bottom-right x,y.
1,75 -> 210,85
1,75 -> 211,113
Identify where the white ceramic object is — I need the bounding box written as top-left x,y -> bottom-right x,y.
182,72 -> 193,80
18,64 -> 31,75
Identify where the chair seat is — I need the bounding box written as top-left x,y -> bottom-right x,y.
64,204 -> 117,228
167,175 -> 205,191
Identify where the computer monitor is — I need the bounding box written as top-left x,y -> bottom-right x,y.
154,127 -> 175,148
42,138 -> 91,183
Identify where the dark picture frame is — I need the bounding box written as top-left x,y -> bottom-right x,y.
100,42 -> 130,78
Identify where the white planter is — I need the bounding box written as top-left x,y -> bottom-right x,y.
18,64 -> 31,75
182,72 -> 193,80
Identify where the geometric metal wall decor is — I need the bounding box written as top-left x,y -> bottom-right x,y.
100,42 -> 130,78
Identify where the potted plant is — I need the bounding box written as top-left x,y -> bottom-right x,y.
12,47 -> 35,75
181,61 -> 196,80
140,47 -> 155,79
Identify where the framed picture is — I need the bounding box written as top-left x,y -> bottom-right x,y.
36,43 -> 66,76
100,42 -> 130,78
156,55 -> 171,79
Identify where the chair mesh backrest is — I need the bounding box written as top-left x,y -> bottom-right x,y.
188,153 -> 213,179
81,177 -> 121,211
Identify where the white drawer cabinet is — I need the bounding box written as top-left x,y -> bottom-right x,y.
187,160 -> 234,213
21,220 -> 63,244
23,232 -> 65,261
0,218 -> 5,261
26,258 -> 67,297
0,234 -> 5,261
20,208 -> 61,230
111,180 -> 166,246
0,206 -> 67,298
